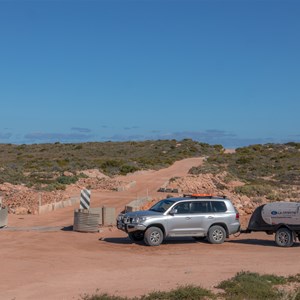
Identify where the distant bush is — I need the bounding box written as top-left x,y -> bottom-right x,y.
57,175 -> 79,185
234,184 -> 274,197
119,165 -> 140,175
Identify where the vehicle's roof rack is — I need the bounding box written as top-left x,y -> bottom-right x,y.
183,193 -> 227,199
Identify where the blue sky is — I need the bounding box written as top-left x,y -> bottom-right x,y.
0,0 -> 299,148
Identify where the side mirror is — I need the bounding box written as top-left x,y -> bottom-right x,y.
169,208 -> 177,216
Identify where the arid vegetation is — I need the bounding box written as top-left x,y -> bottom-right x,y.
1,141 -> 299,213
0,140 -> 220,191
189,143 -> 300,202
80,272 -> 300,300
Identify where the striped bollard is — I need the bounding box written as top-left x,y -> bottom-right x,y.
80,189 -> 91,210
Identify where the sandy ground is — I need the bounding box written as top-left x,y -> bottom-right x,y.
0,157 -> 299,300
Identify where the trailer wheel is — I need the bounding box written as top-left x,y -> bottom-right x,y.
207,225 -> 226,244
275,228 -> 294,247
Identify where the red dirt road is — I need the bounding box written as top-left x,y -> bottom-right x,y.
0,158 -> 299,300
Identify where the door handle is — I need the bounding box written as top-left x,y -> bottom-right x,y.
208,216 -> 214,219
185,217 -> 191,220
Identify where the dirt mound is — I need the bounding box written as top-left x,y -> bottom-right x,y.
76,169 -> 108,179
1,176 -> 131,215
75,177 -> 127,191
0,183 -> 69,214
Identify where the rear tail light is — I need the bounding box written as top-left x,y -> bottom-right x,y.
236,213 -> 240,220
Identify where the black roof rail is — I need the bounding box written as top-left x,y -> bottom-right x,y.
182,194 -> 227,199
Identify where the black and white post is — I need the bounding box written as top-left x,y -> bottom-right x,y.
80,189 -> 91,210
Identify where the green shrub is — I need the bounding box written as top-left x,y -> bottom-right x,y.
141,285 -> 214,300
217,271 -> 286,300
119,165 -> 140,175
57,175 -> 78,185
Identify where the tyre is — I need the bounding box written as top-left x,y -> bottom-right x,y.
275,228 -> 294,247
128,231 -> 144,242
144,226 -> 163,246
207,225 -> 226,244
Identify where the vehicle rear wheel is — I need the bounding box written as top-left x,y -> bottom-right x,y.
207,225 -> 226,244
275,228 -> 294,247
128,231 -> 144,242
144,226 -> 163,246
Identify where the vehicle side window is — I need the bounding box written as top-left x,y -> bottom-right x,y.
174,202 -> 190,214
190,201 -> 210,213
211,201 -> 227,212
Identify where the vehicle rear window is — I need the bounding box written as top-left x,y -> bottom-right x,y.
211,201 -> 227,212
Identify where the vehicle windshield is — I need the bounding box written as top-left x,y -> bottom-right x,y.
149,199 -> 176,213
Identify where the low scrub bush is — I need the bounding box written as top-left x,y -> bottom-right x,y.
234,184 -> 274,197
57,175 -> 79,185
80,285 -> 214,300
217,271 -> 287,300
141,285 -> 215,300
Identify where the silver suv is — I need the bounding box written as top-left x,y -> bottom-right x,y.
117,195 -> 240,246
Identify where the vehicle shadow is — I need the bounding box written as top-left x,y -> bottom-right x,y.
100,237 -> 137,245
101,236 -> 203,245
103,236 -> 300,248
164,237 -> 205,244
228,238 -> 300,248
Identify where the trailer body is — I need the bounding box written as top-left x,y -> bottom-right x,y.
244,201 -> 300,247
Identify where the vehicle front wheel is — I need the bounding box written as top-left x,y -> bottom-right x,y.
144,226 -> 163,246
275,228 -> 294,247
128,231 -> 144,242
207,225 -> 226,244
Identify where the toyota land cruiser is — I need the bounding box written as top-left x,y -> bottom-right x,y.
117,194 -> 240,246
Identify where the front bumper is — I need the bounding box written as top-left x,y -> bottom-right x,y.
117,220 -> 147,233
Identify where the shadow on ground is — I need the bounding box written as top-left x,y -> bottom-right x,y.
228,238 -> 300,247
101,236 -> 205,245
102,236 -> 300,248
61,225 -> 73,231
100,237 -> 134,245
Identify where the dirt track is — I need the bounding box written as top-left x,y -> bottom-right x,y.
0,158 -> 299,300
